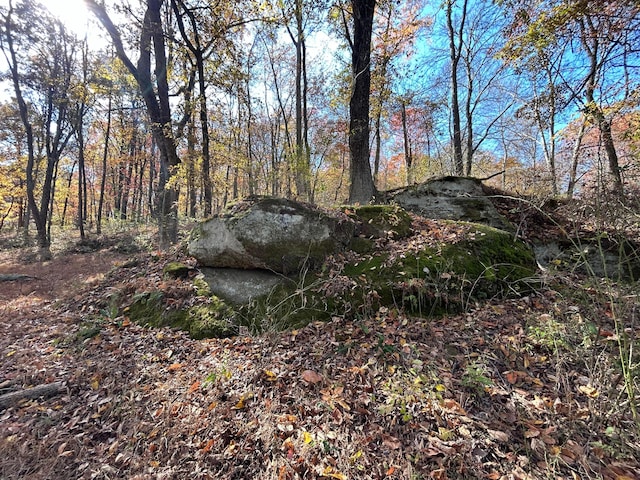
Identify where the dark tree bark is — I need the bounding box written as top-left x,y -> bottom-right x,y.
347,0 -> 376,203
171,0 -> 214,217
1,1 -> 75,259
446,0 -> 466,176
580,16 -> 623,195
86,0 -> 181,247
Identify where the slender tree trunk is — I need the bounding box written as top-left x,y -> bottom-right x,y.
61,161 -> 77,227
446,0 -> 466,176
348,0 -> 376,203
373,114 -> 382,185
96,94 -> 111,235
566,118 -> 588,198
401,100 -> 413,185
87,0 -> 181,247
2,4 -> 48,258
580,17 -> 623,196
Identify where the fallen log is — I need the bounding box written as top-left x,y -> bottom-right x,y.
0,274 -> 38,282
0,381 -> 66,410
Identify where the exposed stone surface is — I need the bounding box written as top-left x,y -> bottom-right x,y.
199,267 -> 288,305
385,176 -> 512,231
181,189 -> 540,338
188,197 -> 355,275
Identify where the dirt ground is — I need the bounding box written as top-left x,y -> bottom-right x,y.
0,249 -> 130,320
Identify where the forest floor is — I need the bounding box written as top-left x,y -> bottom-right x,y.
0,204 -> 639,480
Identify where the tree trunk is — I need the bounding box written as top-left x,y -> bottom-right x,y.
446,0 -> 466,176
97,94 -> 111,235
401,100 -> 413,185
87,0 -> 181,247
580,16 -> 623,196
566,118 -> 587,198
348,0 -> 376,204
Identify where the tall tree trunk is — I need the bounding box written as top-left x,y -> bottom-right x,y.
580,16 -> 623,196
2,4 -> 49,258
373,113 -> 382,185
348,0 -> 376,203
566,117 -> 587,198
97,94 -> 111,235
87,0 -> 181,247
401,100 -> 413,185
446,0 -> 466,176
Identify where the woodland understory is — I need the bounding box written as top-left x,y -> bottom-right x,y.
0,194 -> 639,480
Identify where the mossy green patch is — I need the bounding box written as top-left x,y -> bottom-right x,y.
126,291 -> 187,330
340,223 -> 536,316
187,298 -> 237,339
238,279 -> 334,333
344,204 -> 413,239
163,262 -> 192,279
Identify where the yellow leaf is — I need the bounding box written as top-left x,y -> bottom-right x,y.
264,370 -> 278,381
90,376 -> 100,390
435,384 -> 446,392
302,431 -> 313,444
6,350 -> 16,357
438,427 -> 454,441
321,465 -> 347,479
232,392 -> 253,410
578,384 -> 600,398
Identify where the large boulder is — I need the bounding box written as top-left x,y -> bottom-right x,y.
188,197 -> 356,275
386,176 -> 512,231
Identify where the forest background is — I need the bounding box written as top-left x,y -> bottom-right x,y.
1,0 -> 639,256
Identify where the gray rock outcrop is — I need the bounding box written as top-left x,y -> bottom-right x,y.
188,197 -> 355,275
386,176 -> 512,231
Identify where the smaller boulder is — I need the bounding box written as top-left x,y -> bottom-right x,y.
199,268 -> 288,305
386,176 -> 512,231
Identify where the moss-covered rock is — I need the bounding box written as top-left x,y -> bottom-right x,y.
163,262 -> 194,279
332,222 -> 536,316
126,291 -> 187,330
186,298 -> 237,339
344,204 -> 413,239
386,176 -> 513,231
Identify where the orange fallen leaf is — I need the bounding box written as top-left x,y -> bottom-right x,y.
201,439 -> 215,453
168,363 -> 183,372
188,381 -> 200,394
386,466 -> 396,475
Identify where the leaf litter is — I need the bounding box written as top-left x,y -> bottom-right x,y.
0,222 -> 639,479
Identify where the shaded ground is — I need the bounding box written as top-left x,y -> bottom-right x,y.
0,218 -> 639,479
